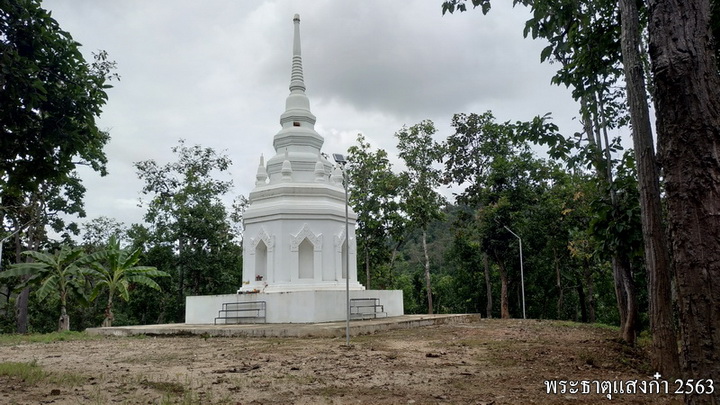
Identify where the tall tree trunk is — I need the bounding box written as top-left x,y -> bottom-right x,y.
612,256 -> 628,329
576,274 -> 588,323
496,255 -> 510,319
389,244 -> 399,288
619,254 -> 639,345
648,0 -> 720,398
15,287 -> 29,333
103,292 -> 115,327
612,254 -> 638,345
584,261 -> 596,324
484,252 -> 492,318
422,230 -> 433,314
14,223 -> 28,334
58,304 -> 69,332
619,0 -> 680,377
583,92 -> 639,345
555,250 -> 563,319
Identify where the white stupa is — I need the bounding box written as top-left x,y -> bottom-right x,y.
185,15 -> 403,324
238,14 -> 364,293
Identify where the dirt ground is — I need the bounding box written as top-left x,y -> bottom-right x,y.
0,318 -> 685,404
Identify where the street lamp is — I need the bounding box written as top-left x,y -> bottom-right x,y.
504,225 -> 526,319
332,153 -> 351,346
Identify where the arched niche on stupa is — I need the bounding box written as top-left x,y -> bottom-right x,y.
334,226 -> 356,280
248,227 -> 275,283
289,223 -> 322,282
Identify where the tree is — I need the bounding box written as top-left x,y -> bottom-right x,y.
396,120 -> 446,314
618,0 -> 679,376
82,216 -> 127,251
648,0 -> 720,398
1,0 -> 117,332
0,246 -> 92,331
442,0 -> 642,346
347,134 -> 405,289
444,112 -> 561,318
87,236 -> 168,327
134,140 -> 243,321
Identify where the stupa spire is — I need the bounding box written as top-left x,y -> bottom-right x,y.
266,13 -> 326,183
278,14 -> 317,129
290,14 -> 305,92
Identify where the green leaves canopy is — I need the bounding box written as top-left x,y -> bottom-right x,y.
1,246 -> 92,305
0,0 -> 114,197
86,236 -> 168,304
396,120 -> 446,228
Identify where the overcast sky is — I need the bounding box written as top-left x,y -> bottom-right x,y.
42,0 -> 581,233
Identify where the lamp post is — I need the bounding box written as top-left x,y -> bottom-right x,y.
332,153 -> 351,346
504,225 -> 526,319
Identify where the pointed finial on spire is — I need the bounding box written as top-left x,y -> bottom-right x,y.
314,152 -> 326,182
255,154 -> 268,186
290,13 -> 305,92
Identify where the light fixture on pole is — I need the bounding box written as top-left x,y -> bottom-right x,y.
504,225 -> 526,320
332,153 -> 351,346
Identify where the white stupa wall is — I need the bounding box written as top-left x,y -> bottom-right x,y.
186,290 -> 403,324
240,200 -> 364,292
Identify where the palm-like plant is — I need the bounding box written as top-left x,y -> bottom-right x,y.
87,236 -> 169,327
0,246 -> 92,332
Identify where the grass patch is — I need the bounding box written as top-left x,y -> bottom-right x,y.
157,391 -> 234,405
550,320 -> 620,332
590,322 -> 621,332
141,378 -> 186,394
0,360 -> 87,386
0,360 -> 46,384
0,330 -> 102,346
143,376 -> 236,405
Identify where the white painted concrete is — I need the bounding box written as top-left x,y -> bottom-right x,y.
186,290 -> 403,324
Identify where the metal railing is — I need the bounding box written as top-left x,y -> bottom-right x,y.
214,301 -> 266,324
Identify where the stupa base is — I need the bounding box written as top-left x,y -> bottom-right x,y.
185,289 -> 403,324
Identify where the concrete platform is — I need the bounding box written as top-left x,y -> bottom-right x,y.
86,314 -> 480,338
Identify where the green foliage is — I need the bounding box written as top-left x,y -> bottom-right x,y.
0,359 -> 86,386
396,121 -> 446,229
0,0 -> 118,243
0,330 -> 99,346
82,216 -> 127,251
396,120 -> 446,313
3,247 -> 88,303
588,152 -> 643,260
0,0 -> 117,332
86,236 -> 169,327
132,140 -> 243,322
0,245 -> 94,331
0,361 -> 47,384
347,134 -> 405,288
0,0 -> 115,196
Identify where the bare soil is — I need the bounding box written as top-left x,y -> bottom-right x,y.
0,318 -> 683,404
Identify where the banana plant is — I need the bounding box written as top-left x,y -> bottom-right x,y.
86,236 -> 169,327
0,246 -> 93,332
